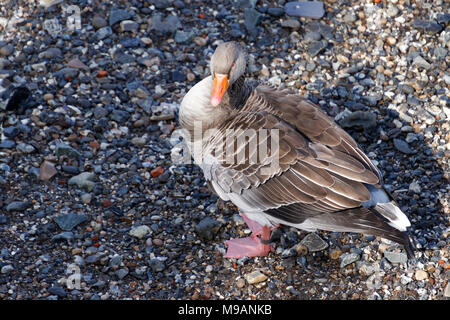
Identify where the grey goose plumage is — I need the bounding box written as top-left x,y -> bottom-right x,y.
180,41 -> 414,258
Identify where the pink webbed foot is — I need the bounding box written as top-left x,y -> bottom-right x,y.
224,213 -> 276,259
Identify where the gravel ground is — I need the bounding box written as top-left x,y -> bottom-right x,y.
0,0 -> 448,300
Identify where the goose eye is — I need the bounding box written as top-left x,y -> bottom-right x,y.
231,62 -> 235,69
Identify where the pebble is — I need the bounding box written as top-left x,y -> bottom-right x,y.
409,181 -> 421,193
414,270 -> 428,281
307,40 -> 328,57
195,217 -> 223,241
51,231 -> 74,243
299,233 -> 328,252
339,252 -> 360,268
445,283 -> 450,298
68,172 -> 96,192
384,251 -> 408,264
109,8 -> 132,26
92,15 -> 107,29
54,213 -> 88,231
55,143 -> 81,159
393,139 -> 415,154
129,225 -> 150,239
1,265 -> 14,274
48,286 -> 66,298
413,56 -> 431,70
236,278 -> 246,288
5,201 -> 30,212
148,259 -> 165,273
281,19 -> 301,30
245,270 -> 267,284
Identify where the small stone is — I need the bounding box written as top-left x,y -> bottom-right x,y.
285,1 -> 325,19
68,172 -> 96,192
195,217 -> 223,241
330,249 -> 342,260
115,268 -> 129,280
393,139 -> 415,154
174,30 -> 195,44
131,136 -> 147,146
96,26 -> 113,40
307,40 -> 328,57
48,286 -> 66,298
109,8 -> 132,26
244,8 -> 264,36
6,201 -> 30,212
384,251 -> 407,264
81,193 -> 92,204
54,213 -> 88,231
281,19 -> 301,30
300,233 -> 328,252
444,283 -> 450,298
339,252 -> 360,268
193,37 -> 207,47
1,265 -> 14,274
129,225 -> 150,239
343,13 -> 357,23
51,231 -> 74,243
16,143 -> 35,154
39,160 -> 57,182
67,58 -> 89,71
236,278 -> 246,288
152,238 -> 163,246
414,270 -> 428,281
187,73 -> 196,82
43,93 -> 54,101
409,181 -> 421,193
245,270 -> 267,284
413,56 -> 431,70
0,140 -> 16,149
386,36 -> 397,45
92,15 -> 107,29
0,44 -> 14,56
148,259 -> 165,273
338,111 -> 377,131
55,143 -> 81,159
385,5 -> 399,18
267,7 -> 284,17
120,20 -> 139,32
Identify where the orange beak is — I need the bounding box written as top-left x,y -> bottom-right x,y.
211,73 -> 229,107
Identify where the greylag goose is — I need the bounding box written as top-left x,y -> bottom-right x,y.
179,41 -> 413,259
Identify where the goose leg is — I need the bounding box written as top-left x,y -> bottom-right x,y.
224,213 -> 274,258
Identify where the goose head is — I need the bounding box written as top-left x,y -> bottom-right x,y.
210,41 -> 247,107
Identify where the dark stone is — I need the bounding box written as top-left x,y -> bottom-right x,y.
6,201 -> 30,212
0,140 -> 16,149
436,13 -> 450,25
393,138 -> 415,154
307,40 -> 328,57
195,217 -> 223,241
171,70 -> 186,82
54,213 -> 88,231
148,259 -> 165,273
110,109 -> 130,123
3,126 -> 19,138
109,8 -> 132,26
244,8 -> 264,36
51,231 -> 74,243
338,111 -> 377,131
48,286 -> 67,298
412,19 -> 444,34
2,85 -> 32,114
267,7 -> 284,17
